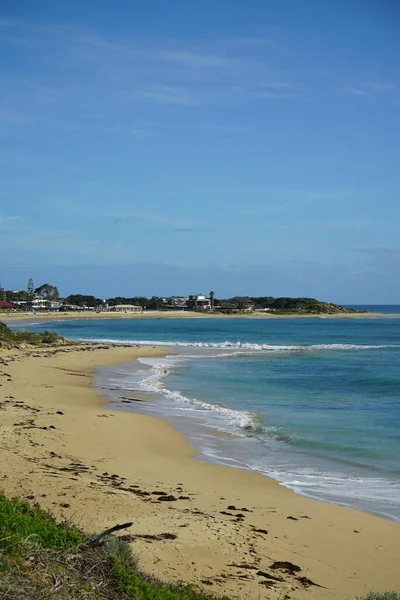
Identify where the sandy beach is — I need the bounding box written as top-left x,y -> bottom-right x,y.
1,342 -> 399,600
1,309 -> 398,322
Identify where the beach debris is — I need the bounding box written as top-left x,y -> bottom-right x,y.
257,570 -> 284,582
287,515 -> 298,520
297,575 -> 320,587
270,561 -> 301,574
157,494 -> 177,502
89,522 -> 133,547
251,527 -> 269,535
125,532 -> 178,542
228,563 -> 258,570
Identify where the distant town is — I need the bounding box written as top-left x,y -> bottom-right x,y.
0,279 -> 363,315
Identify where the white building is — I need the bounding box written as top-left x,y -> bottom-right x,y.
109,304 -> 143,313
187,294 -> 212,310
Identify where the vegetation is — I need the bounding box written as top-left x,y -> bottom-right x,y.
1,277 -> 366,314
26,277 -> 35,310
35,283 -> 59,301
0,321 -> 64,348
64,294 -> 104,307
215,296 -> 365,314
107,296 -> 165,310
0,494 -> 230,600
356,594 -> 400,600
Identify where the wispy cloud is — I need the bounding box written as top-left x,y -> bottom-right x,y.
159,51 -> 230,69
346,81 -> 400,97
130,85 -> 201,107
0,215 -> 21,226
0,17 -> 302,122
254,91 -> 295,99
299,190 -> 346,202
132,127 -> 156,138
254,81 -> 297,100
201,123 -> 249,133
58,202 -> 205,229
272,220 -> 378,230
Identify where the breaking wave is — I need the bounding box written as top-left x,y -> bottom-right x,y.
83,337 -> 397,353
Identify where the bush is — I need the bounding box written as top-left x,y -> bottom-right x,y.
0,321 -> 65,348
357,593 -> 400,600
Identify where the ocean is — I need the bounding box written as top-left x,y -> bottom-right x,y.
18,311 -> 400,522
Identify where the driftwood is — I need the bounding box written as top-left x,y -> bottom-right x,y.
89,522 -> 133,547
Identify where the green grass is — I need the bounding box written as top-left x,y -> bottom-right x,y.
0,494 -> 231,600
0,495 -> 84,556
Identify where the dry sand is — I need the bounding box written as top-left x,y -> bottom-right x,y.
0,342 -> 399,600
1,308 -> 396,321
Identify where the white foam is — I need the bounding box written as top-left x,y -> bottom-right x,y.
82,337 -> 398,352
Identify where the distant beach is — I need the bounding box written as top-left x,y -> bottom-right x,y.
2,308 -> 400,324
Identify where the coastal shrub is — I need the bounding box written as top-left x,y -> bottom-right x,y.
0,320 -> 64,347
102,533 -> 138,569
356,594 -> 400,600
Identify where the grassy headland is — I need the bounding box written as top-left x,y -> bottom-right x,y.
0,321 -> 65,349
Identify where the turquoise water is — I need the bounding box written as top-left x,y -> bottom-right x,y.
19,314 -> 400,521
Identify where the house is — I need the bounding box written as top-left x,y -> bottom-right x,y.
0,300 -> 18,310
165,296 -> 188,310
187,294 -> 212,310
109,304 -> 143,313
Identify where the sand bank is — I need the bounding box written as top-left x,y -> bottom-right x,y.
1,309 -> 396,322
0,343 -> 399,600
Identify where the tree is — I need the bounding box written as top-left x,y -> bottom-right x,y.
210,291 -> 215,309
230,296 -> 251,310
65,294 -> 102,307
27,278 -> 35,310
147,296 -> 165,310
35,283 -> 59,301
0,285 -> 5,301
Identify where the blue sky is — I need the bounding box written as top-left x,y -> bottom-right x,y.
1,1 -> 400,302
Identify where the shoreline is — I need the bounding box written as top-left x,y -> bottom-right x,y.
2,309 -> 400,322
1,343 -> 399,598
96,358 -> 400,525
